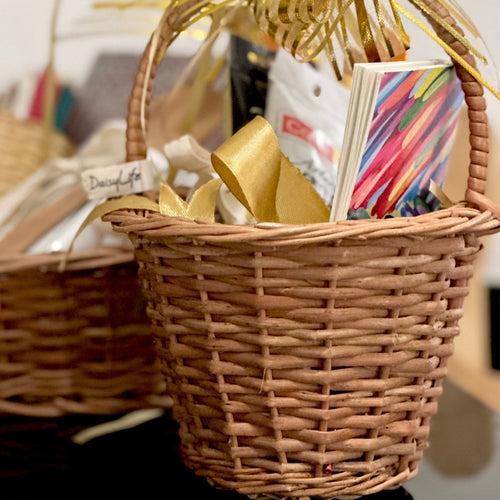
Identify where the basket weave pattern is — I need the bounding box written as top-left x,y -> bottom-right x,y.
106,0 -> 500,496
111,212 -> 489,497
0,262 -> 165,417
0,110 -> 72,195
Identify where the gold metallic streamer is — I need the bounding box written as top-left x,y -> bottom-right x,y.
297,0 -> 357,62
388,0 -> 410,48
95,0 -> 406,80
437,0 -> 479,37
430,180 -> 454,209
354,0 -> 378,62
101,0 -> 498,101
332,23 -> 350,75
410,0 -> 487,64
94,1 -> 171,8
339,0 -> 356,67
343,4 -> 368,61
373,0 -> 395,57
393,1 -> 500,98
379,2 -> 407,55
439,0 -> 499,92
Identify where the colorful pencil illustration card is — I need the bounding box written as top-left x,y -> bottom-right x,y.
331,61 -> 464,221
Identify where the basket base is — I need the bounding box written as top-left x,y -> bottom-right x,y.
181,446 -> 419,499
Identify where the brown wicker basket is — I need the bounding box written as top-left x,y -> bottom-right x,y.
0,109 -> 72,196
0,1 -> 169,418
106,0 -> 500,497
0,248 -> 168,417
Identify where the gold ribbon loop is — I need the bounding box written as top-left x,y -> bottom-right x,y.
212,116 -> 282,222
212,116 -> 330,224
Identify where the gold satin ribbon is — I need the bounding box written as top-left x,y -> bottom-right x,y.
68,116 -> 330,262
158,177 -> 222,220
212,116 -> 330,223
62,179 -> 221,270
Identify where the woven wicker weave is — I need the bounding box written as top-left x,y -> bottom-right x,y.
106,0 -> 500,497
0,248 -> 168,417
0,109 -> 72,195
0,2 -> 169,418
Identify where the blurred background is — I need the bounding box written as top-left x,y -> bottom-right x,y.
2,0 -> 500,120
0,1 -> 499,498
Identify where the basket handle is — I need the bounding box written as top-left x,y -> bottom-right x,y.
125,0 -> 489,211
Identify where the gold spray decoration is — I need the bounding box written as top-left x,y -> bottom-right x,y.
63,0 -> 497,256
94,0 -> 499,98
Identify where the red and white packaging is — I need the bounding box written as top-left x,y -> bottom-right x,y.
265,51 -> 350,205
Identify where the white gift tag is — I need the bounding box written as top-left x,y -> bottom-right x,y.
81,160 -> 158,200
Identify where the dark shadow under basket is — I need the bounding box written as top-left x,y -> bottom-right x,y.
0,249 -> 169,417
106,0 -> 500,497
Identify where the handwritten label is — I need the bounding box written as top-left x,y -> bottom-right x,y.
81,160 -> 157,200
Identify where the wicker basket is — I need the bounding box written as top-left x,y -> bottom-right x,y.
0,248 -> 168,417
0,109 -> 72,196
106,0 -> 500,497
0,1 -> 169,419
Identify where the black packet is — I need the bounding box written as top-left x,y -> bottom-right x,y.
489,288 -> 500,370
229,34 -> 276,133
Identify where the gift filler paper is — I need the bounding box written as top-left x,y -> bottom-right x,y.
350,66 -> 463,219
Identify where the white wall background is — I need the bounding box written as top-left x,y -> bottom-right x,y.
0,0 -> 203,90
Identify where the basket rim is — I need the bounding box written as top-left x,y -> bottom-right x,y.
0,246 -> 134,274
106,203 -> 499,247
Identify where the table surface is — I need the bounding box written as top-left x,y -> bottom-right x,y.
0,412 -> 414,500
